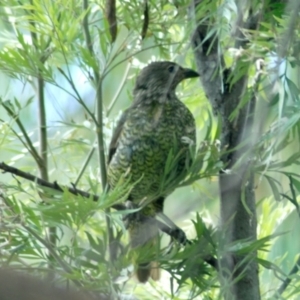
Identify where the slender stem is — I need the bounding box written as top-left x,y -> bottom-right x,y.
73,57 -> 129,186
23,225 -> 75,277
94,80 -> 108,187
107,61 -> 131,115
82,0 -> 114,265
95,75 -> 116,262
57,67 -> 99,126
37,72 -> 57,281
28,0 -> 55,281
37,76 -> 48,180
82,0 -> 107,185
2,102 -> 42,166
1,192 -> 83,288
74,144 -> 95,186
102,42 -> 180,78
82,0 -> 105,192
277,255 -> 300,296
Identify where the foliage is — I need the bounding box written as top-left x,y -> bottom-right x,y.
0,0 -> 300,299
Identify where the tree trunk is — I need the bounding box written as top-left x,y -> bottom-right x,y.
190,1 -> 261,299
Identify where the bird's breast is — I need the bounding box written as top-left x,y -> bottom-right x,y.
107,102 -> 195,202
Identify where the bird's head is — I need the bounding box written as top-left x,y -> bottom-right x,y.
133,61 -> 199,100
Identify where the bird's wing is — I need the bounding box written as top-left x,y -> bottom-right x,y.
107,109 -> 129,164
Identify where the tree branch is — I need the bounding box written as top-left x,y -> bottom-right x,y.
0,162 -> 100,202
0,162 -> 194,245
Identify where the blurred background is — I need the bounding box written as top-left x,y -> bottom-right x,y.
0,0 -> 300,299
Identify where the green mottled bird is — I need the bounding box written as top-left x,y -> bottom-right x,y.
107,61 -> 198,282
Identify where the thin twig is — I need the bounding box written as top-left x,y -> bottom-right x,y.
23,225 -> 81,283
44,4 -> 98,128
2,101 -> 42,166
276,177 -> 300,296
1,194 -> 82,289
0,162 -> 105,203
102,41 -> 180,78
141,0 -> 149,40
106,61 -> 131,116
82,0 -> 108,194
277,255 -> 300,296
73,145 -> 96,187
82,0 -> 114,264
57,67 -> 99,127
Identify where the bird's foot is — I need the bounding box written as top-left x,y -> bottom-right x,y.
169,227 -> 188,245
165,227 -> 191,256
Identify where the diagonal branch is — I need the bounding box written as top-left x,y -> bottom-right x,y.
2,101 -> 42,167
0,162 -> 101,203
0,162 -> 218,273
0,162 -> 191,244
276,255 -> 300,296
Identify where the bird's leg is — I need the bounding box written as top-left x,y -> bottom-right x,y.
123,201 -> 188,245
156,212 -> 187,245
122,201 -> 143,229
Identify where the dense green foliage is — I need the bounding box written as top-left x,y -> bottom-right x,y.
0,0 -> 300,299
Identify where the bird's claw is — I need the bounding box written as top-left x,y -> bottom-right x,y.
169,227 -> 187,245
165,227 -> 191,256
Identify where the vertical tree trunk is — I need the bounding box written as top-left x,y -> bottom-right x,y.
190,1 -> 261,299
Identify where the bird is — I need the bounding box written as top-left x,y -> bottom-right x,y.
107,61 -> 198,283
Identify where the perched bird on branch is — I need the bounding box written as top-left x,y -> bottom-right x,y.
107,61 -> 198,282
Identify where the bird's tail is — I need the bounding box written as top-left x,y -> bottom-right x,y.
136,261 -> 160,283
128,218 -> 160,283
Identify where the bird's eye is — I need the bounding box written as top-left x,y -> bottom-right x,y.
168,65 -> 175,73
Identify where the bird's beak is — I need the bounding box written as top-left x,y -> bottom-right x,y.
183,68 -> 199,79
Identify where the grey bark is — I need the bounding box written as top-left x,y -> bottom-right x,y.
190,1 -> 261,299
